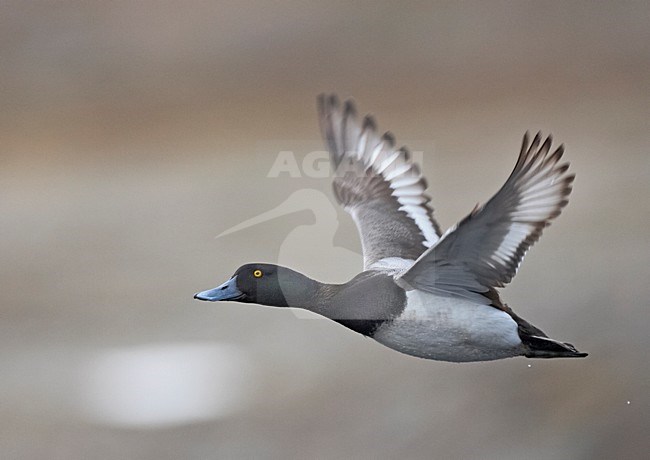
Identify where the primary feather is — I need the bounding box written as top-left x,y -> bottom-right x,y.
317,94 -> 441,269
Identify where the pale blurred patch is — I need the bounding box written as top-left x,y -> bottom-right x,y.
78,343 -> 252,428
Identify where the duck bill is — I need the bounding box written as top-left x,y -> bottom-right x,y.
194,276 -> 244,301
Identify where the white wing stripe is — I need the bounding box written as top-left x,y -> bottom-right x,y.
357,132 -> 369,160
398,132 -> 574,297
390,175 -> 422,188
376,151 -> 401,174
356,132 -> 439,247
318,95 -> 442,267
384,163 -> 413,181
368,141 -> 385,166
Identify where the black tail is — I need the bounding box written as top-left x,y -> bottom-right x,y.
523,335 -> 588,359
490,299 -> 588,359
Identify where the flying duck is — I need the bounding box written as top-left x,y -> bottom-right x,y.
194,95 -> 587,362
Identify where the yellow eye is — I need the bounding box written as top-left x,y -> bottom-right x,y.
253,269 -> 263,278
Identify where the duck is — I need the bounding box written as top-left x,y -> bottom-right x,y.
194,94 -> 587,362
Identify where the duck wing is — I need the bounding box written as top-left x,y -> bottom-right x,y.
397,132 -> 574,304
317,94 -> 441,270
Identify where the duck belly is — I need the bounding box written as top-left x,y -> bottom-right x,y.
372,290 -> 523,362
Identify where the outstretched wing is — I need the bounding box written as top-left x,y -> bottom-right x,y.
317,94 -> 441,270
397,132 -> 574,304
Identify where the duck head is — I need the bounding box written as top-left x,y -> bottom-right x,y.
194,263 -> 319,308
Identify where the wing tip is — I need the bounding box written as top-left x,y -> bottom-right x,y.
317,92 -> 340,109
343,98 -> 357,119
382,131 -> 396,147
517,131 -> 573,180
362,114 -> 377,133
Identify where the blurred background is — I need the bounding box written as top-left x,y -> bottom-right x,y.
2,1 -> 649,459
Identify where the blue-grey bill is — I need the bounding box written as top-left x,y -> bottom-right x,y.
194,276 -> 243,301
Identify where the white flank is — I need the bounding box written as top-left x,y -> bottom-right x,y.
373,291 -> 523,362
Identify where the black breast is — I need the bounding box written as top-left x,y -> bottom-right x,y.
323,272 -> 407,336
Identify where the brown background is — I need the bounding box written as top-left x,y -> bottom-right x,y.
2,1 -> 649,459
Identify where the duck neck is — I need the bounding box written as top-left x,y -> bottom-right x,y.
267,268 -> 330,313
